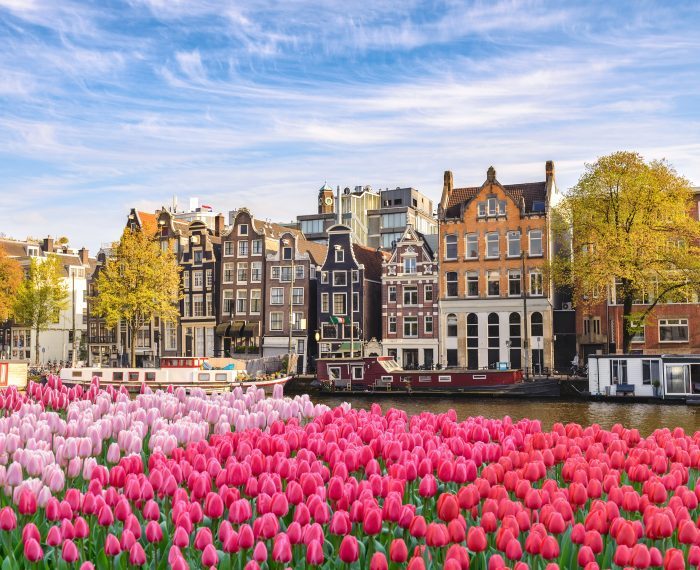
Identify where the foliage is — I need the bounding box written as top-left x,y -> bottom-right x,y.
0,245 -> 22,322
11,255 -> 68,364
551,151 -> 700,352
93,228 -> 181,367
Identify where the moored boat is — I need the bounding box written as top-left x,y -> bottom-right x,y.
317,356 -> 560,397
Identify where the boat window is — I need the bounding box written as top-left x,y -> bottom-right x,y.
438,375 -> 451,383
145,372 -> 156,381
328,367 -> 341,380
113,372 -> 124,381
352,366 -> 363,380
72,371 -> 82,378
380,376 -> 393,383
215,373 -> 228,382
473,374 -> 487,380
419,376 -> 431,383
92,371 -> 103,377
128,372 -> 139,381
198,373 -> 210,381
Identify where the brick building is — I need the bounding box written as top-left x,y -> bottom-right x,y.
317,224 -> 386,359
381,225 -> 439,368
438,164 -> 558,372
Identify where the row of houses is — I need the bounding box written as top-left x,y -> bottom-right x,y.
3,162 -> 700,373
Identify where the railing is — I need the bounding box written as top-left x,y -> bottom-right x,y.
88,336 -> 117,344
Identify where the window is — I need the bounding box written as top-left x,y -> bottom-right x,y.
486,233 -> 499,258
488,197 -> 506,216
228,289 -> 243,313
251,262 -> 262,282
403,286 -> 418,305
659,319 -> 689,342
487,271 -> 500,296
488,313 -> 500,368
353,292 -> 359,312
270,312 -> 283,331
193,270 -> 203,289
206,294 -> 213,316
404,317 -> 418,337
280,247 -> 292,261
165,320 -> 177,351
223,291 -> 233,315
193,295 -> 204,317
610,359 -> 627,385
224,242 -> 234,256
509,313 -> 522,369
239,224 -> 248,236
352,366 -> 363,380
271,288 -> 284,305
333,294 -> 346,315
424,284 -> 433,302
352,270 -> 359,282
251,240 -> 262,255
467,314 -> 479,369
508,270 -> 521,296
238,241 -> 249,257
280,267 -> 292,282
322,324 -> 337,339
446,272 -> 458,297
293,312 -> 304,330
193,250 -> 203,265
388,316 -> 397,334
425,315 -> 433,334
335,249 -> 344,262
237,263 -> 248,283
529,270 -> 543,296
183,272 -> 190,290
447,314 -> 457,337
205,270 -> 213,288
642,359 -> 660,385
297,339 -> 306,354
300,219 -> 325,235
465,233 -> 478,259
477,203 -> 486,217
592,318 -> 601,335
630,318 -> 645,343
529,230 -> 543,256
250,290 -> 261,313
583,318 -> 591,336
333,271 -> 347,286
381,212 -> 407,228
388,286 -> 397,303
445,235 -> 457,260
321,293 -> 329,313
531,312 -> 543,336
508,231 -> 521,257
272,266 -> 281,280
296,266 -> 305,280
292,288 -> 304,305
382,232 -> 403,249
467,272 -> 479,297
403,257 -> 417,274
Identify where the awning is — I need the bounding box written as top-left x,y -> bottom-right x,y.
230,321 -> 245,337
215,323 -> 230,336
241,323 -> 258,338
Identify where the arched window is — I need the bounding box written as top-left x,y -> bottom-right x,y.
467,313 -> 479,369
509,313 -> 522,369
447,314 -> 458,337
530,311 -> 544,374
444,235 -> 457,260
531,312 -> 543,337
488,313 -> 500,369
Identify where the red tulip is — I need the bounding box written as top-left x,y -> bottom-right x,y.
613,544 -> 631,567
409,515 -> 427,538
74,516 -> 89,539
22,523 -> 40,544
18,489 -> 37,515
407,556 -> 426,570
62,540 -> 79,563
437,493 -> 460,522
98,505 -> 114,526
81,562 -> 95,570
306,539 -> 324,566
272,534 -> 292,563
146,521 -> 163,543
540,536 -> 560,560
663,549 -> 686,570
467,526 -> 487,552
689,545 -> 700,567
47,525 -> 62,547
631,544 -> 651,569
445,544 -> 470,570
105,533 -> 121,556
253,541 -> 267,563
0,507 -> 16,531
202,544 -> 219,567
238,524 -> 254,549
24,538 -> 43,562
194,527 -> 213,550
370,552 -> 388,570
505,538 -> 522,560
390,538 -> 408,563
363,508 -> 383,535
129,543 -> 147,566
578,546 -> 595,567
339,535 -> 359,563
174,526 -> 189,548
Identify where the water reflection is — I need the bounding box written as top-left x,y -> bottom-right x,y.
312,396 -> 700,436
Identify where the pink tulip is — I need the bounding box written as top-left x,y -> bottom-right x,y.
24,538 -> 44,562
129,543 -> 147,566
62,540 -> 79,563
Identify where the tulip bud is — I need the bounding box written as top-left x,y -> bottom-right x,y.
24,538 -> 44,563
62,540 -> 79,564
339,535 -> 359,563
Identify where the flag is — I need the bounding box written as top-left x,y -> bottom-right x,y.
329,316 -> 345,325
201,204 -> 212,211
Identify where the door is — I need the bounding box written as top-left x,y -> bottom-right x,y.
423,349 -> 434,369
665,364 -> 690,395
532,349 -> 544,375
403,349 -> 419,369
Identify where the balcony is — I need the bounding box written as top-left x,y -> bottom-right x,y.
579,332 -> 608,345
88,336 -> 117,344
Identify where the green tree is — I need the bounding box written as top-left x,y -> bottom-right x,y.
93,228 -> 181,367
12,255 -> 69,364
0,245 -> 23,322
552,151 -> 700,353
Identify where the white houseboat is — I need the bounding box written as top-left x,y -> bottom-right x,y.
588,354 -> 700,400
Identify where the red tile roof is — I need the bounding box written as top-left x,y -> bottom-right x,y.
353,244 -> 388,279
447,181 -> 547,214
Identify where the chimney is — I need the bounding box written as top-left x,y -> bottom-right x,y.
214,214 -> 225,236
78,247 -> 89,265
546,160 -> 555,182
443,170 -> 453,195
42,237 -> 54,253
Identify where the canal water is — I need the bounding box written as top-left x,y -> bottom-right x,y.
311,395 -> 700,436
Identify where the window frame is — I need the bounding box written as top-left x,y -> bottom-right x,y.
529,230 -> 543,257
486,233 -> 500,259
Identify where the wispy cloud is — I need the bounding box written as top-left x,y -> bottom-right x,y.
0,0 -> 699,250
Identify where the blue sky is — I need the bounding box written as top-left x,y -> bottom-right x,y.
1,0 -> 699,251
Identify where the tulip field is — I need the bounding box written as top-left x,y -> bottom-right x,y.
1,378 -> 700,569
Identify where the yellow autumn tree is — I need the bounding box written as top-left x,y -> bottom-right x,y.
93,227 -> 181,367
552,151 -> 700,353
0,245 -> 22,322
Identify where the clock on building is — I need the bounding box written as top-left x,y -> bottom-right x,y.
325,197 -> 333,205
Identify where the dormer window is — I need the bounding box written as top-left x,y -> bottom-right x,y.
478,198 -> 506,217
403,257 -> 417,274
282,247 -> 293,260
26,246 -> 38,257
238,224 -> 248,236
532,201 -> 545,213
193,250 -> 203,264
335,249 -> 344,263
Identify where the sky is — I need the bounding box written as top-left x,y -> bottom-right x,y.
0,0 -> 699,252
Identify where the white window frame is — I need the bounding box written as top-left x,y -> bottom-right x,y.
333,293 -> 347,316
238,241 -> 249,257
270,287 -> 284,305
333,271 -> 347,286
507,231 -> 521,258
388,316 -> 397,333
659,318 -> 689,343
529,230 -> 543,257
424,284 -> 433,302
508,270 -> 521,297
465,233 -> 478,259
222,290 -> 233,315
269,312 -> 283,331
321,293 -> 329,313
642,359 -> 660,385
236,290 -> 247,314
403,257 -> 417,274
250,289 -> 261,314
486,233 -> 499,259
251,239 -> 262,255
238,224 -> 248,236
403,286 -> 418,306
335,249 -> 344,262
292,287 -> 304,305
205,270 -> 213,288
388,285 -> 397,303
529,270 -> 543,296
223,263 -> 234,284
236,262 -> 248,284
224,242 -> 234,256
466,272 -> 479,298
425,315 -> 433,334
487,271 -> 500,297
403,316 -> 418,338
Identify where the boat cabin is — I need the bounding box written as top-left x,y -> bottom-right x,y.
160,358 -> 208,369
588,354 -> 700,399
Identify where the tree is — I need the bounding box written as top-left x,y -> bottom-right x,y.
0,245 -> 22,322
552,151 -> 700,353
12,255 -> 69,365
93,227 -> 181,367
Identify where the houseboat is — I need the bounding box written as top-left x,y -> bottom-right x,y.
60,357 -> 292,395
587,354 -> 700,402
316,356 -> 560,397
0,361 -> 28,391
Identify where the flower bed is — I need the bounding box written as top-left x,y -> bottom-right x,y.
1,379 -> 700,569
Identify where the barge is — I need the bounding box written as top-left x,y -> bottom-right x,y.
316,356 -> 560,397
